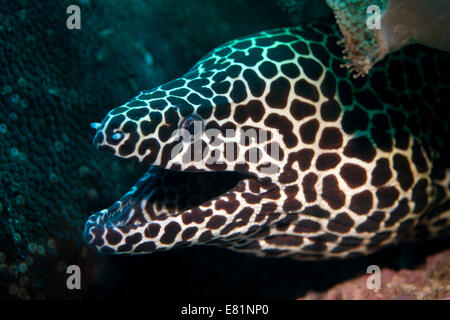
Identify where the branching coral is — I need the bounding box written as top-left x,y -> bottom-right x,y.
326,0 -> 389,77
326,0 -> 450,77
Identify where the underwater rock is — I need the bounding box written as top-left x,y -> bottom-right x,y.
300,249 -> 450,300
326,0 -> 450,76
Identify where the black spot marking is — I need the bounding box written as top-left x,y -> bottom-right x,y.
371,158 -> 392,186
148,99 -> 167,110
144,223 -> 160,238
160,221 -> 181,244
303,242 -> 327,252
376,187 -> 400,209
255,37 -> 275,47
295,79 -> 319,102
299,119 -> 319,144
385,198 -> 409,227
412,178 -> 429,213
105,229 -> 122,245
198,230 -> 213,242
234,100 -> 265,124
264,114 -> 298,148
181,226 -> 198,241
206,215 -> 227,229
371,113 -> 392,152
220,208 -> 254,235
110,106 -> 128,115
342,106 -> 369,134
243,69 -> 266,97
119,121 -> 140,156
258,61 -> 278,79
340,164 -> 367,188
294,219 -> 321,233
338,80 -> 353,105
320,99 -> 340,122
212,81 -> 231,94
343,137 -> 376,163
233,40 -> 252,50
230,80 -> 248,103
281,63 -> 301,78
267,45 -> 295,62
320,71 -> 336,98
310,233 -> 338,243
332,236 -> 362,253
411,141 -> 428,173
167,97 -> 194,116
298,57 -> 323,80
356,211 -> 385,233
291,40 -> 309,55
321,175 -> 345,210
315,153 -> 341,171
355,90 -> 382,110
170,88 -> 190,97
349,190 -> 373,215
197,105 -> 213,119
213,96 -> 231,120
368,231 -> 391,248
141,112 -> 162,135
265,77 -> 291,109
127,108 -> 149,120
318,127 -> 343,149
290,99 -> 316,121
215,47 -> 232,57
303,205 -> 330,218
393,154 -> 414,191
139,138 -> 160,163
296,149 -> 314,171
128,100 -> 148,107
302,172 -> 318,203
224,65 -> 242,79
327,212 -> 354,233
266,235 -> 303,246
134,241 -> 156,253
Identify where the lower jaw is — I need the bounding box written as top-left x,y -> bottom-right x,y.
86,166 -> 249,230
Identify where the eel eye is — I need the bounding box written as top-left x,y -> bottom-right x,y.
112,131 -> 124,141
181,114 -> 203,141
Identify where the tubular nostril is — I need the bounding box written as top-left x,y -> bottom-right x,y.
90,122 -> 102,130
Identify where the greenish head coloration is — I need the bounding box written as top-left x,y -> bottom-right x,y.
84,22 -> 450,259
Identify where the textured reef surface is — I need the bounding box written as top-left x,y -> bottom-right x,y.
301,249 -> 450,299
0,0 -> 448,299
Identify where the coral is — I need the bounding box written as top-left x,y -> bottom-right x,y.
326,0 -> 388,77
300,249 -> 450,300
326,0 -> 450,76
381,0 -> 450,53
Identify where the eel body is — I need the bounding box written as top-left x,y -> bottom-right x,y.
84,22 -> 450,259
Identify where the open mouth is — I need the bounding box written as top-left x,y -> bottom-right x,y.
84,165 -> 251,251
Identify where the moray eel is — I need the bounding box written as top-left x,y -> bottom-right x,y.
84,22 -> 450,259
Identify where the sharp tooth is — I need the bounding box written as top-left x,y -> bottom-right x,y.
90,122 -> 101,130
